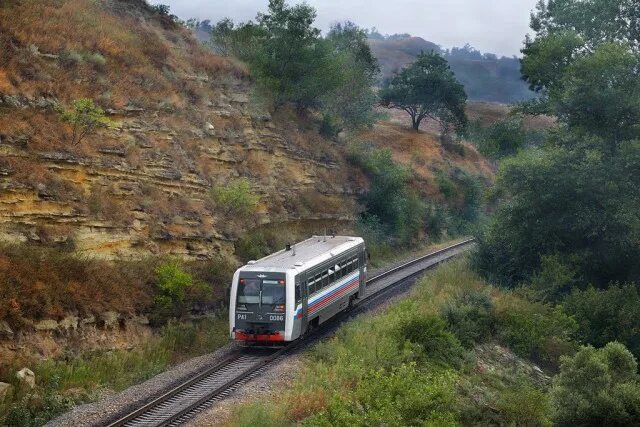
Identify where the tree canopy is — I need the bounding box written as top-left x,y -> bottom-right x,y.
209,0 -> 378,134
379,51 -> 467,134
522,0 -> 640,145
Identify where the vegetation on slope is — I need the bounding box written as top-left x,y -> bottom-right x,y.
227,258 -> 625,426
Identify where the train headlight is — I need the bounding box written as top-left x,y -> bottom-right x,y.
274,304 -> 285,312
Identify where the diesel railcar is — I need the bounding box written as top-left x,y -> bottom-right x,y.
229,236 -> 367,344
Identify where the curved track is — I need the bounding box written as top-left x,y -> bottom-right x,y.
106,238 -> 475,427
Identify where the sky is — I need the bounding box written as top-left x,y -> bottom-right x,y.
149,0 -> 539,57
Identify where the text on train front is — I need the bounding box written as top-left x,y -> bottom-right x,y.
234,273 -> 286,341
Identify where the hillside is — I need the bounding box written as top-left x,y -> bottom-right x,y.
0,0 -> 364,260
368,36 -> 534,104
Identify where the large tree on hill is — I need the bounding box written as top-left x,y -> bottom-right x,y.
379,52 -> 467,134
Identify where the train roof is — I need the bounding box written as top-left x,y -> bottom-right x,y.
239,235 -> 364,273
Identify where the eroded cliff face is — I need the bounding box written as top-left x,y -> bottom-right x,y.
0,84 -> 361,259
0,1 -> 363,260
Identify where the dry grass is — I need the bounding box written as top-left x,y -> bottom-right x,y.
358,120 -> 495,199
0,244 -> 156,327
0,0 -> 240,107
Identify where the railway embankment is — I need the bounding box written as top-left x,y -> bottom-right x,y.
40,240 -> 467,427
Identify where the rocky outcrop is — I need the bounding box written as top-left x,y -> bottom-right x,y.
0,78 -> 363,260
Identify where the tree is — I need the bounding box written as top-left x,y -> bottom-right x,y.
522,1 -> 640,145
380,51 -> 467,133
321,22 -> 379,133
474,140 -> 640,287
550,342 -> 640,426
209,7 -> 378,133
58,98 -> 111,145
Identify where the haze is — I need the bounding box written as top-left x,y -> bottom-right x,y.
149,0 -> 538,57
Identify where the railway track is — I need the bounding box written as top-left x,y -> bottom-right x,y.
106,238 -> 475,427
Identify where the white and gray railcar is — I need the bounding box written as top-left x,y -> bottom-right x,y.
229,236 -> 367,344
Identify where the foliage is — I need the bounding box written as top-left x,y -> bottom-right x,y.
303,364 -> 459,427
564,284 -> 640,359
152,262 -> 207,324
379,51 -> 467,134
151,4 -> 169,16
467,116 -> 529,159
210,3 -> 378,132
522,1 -> 640,144
550,342 -> 640,426
442,289 -> 495,347
0,318 -> 229,427
495,299 -> 577,366
58,98 -> 111,145
398,315 -> 467,368
349,146 -> 425,245
474,140 -> 640,287
320,21 -> 379,131
208,178 -> 260,221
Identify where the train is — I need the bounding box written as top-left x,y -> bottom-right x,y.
229,235 -> 367,345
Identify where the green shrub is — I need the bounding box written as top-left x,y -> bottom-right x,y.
563,284 -> 640,359
58,50 -> 84,67
496,301 -> 577,367
318,112 -> 341,138
495,384 -> 552,427
442,289 -> 495,347
398,315 -> 467,368
350,146 -> 425,245
151,262 -> 206,324
550,342 -> 640,426
58,98 -> 111,145
530,254 -> 580,303
303,363 -> 458,427
208,178 -> 260,221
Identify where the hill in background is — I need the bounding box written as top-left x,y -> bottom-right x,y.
367,33 -> 535,104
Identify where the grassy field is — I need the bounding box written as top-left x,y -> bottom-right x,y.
225,257 -> 578,426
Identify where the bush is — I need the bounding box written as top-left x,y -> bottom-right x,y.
496,299 -> 577,367
151,262 -> 207,324
398,315 -> 467,368
442,289 -> 495,347
350,146 -> 425,245
208,178 -> 260,222
303,363 -> 458,427
550,342 -> 640,426
563,284 -> 640,359
58,98 -> 111,145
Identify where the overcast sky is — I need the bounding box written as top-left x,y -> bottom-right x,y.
149,0 -> 538,57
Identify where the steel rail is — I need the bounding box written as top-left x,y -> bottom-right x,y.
105,238 -> 475,427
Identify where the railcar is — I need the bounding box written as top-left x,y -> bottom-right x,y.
229,235 -> 367,345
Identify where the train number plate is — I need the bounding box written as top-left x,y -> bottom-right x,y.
269,315 -> 284,322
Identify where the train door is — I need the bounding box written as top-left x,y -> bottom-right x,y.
300,275 -> 309,336
358,246 -> 367,298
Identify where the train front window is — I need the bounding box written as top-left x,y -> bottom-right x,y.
237,279 -> 260,304
261,280 -> 285,305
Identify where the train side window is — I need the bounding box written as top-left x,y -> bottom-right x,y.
295,283 -> 301,305
308,277 -> 316,295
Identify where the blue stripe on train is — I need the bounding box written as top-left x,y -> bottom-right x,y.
294,272 -> 360,319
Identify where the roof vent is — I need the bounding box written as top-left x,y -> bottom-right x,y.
294,262 -> 303,267
248,260 -> 257,265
